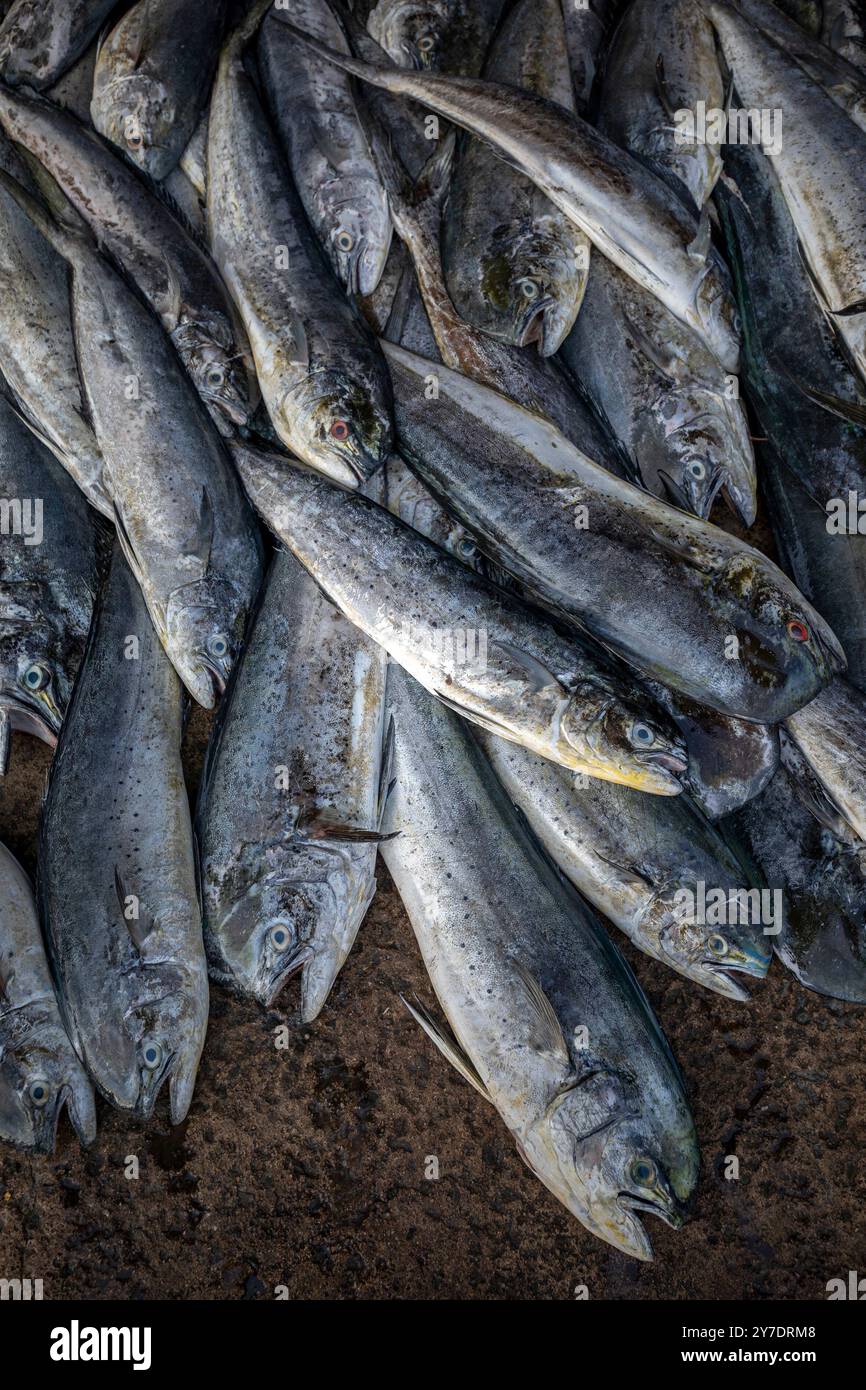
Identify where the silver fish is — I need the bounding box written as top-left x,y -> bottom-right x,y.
280,18 -> 742,369
39,545 -> 209,1122
381,662 -> 699,1261
0,171 -> 264,710
207,0 -> 394,487
0,0 -> 115,90
441,0 -> 591,356
477,731 -> 772,1000
384,340 -> 845,722
0,388 -> 104,774
562,0 -> 614,114
0,82 -> 252,433
559,253 -> 756,523
0,841 -> 95,1152
785,677 -> 866,844
232,440 -> 689,793
91,0 -> 228,181
197,548 -> 389,1021
259,0 -> 392,296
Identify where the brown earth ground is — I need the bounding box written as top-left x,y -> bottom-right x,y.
1,696 -> 865,1302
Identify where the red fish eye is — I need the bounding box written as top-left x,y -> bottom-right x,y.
330,419 -> 349,442
787,620 -> 810,643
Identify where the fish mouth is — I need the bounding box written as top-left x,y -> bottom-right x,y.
200,657 -> 228,701
635,746 -> 689,789
211,393 -> 250,431
516,295 -> 558,355
260,943 -> 314,1009
722,477 -> 757,527
1,694 -> 61,746
659,465 -> 726,519
618,1191 -> 688,1233
700,964 -> 753,1002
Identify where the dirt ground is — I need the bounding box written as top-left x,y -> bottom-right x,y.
1,702 -> 865,1303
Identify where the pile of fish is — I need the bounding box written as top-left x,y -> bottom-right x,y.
1,0 -> 866,1262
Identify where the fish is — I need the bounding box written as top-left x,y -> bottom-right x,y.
598,0 -> 724,212
644,680 -> 780,819
559,254 -> 756,523
715,137 -> 866,688
0,841 -> 95,1152
258,1 -> 392,297
477,731 -> 771,1000
91,0 -> 228,181
722,0 -> 866,131
380,661 -> 700,1261
179,107 -> 208,199
279,16 -> 742,370
362,113 -> 630,474
0,138 -> 108,515
38,544 -> 209,1123
0,82 -> 251,434
730,761 -> 866,1003
207,0 -> 394,487
365,0 -> 505,77
0,169 -> 264,710
441,0 -> 591,357
785,678 -> 866,845
0,388 -> 105,774
196,547 -> 390,1021
823,0 -> 866,72
0,0 -> 116,90
707,0 -> 866,383
231,439 -> 689,793
384,340 -> 845,721
561,0 -> 613,114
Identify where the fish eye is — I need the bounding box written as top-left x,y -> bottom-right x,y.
709,933 -> 729,957
208,633 -> 230,660
417,34 -> 435,52
205,366 -> 225,389
629,721 -> 656,747
330,418 -> 350,442
28,1080 -> 50,1107
630,1157 -> 657,1188
336,229 -> 355,253
22,663 -> 49,692
518,278 -> 540,301
456,536 -> 477,558
687,460 -> 707,480
142,1042 -> 163,1071
787,619 -> 810,643
127,130 -> 143,150
269,924 -> 292,952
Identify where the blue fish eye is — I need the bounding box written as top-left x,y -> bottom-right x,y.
630,1158 -> 656,1187
23,663 -> 49,692
208,634 -> 229,659
269,924 -> 291,952
688,460 -> 707,480
142,1043 -> 162,1070
631,722 -> 655,745
28,1080 -> 50,1107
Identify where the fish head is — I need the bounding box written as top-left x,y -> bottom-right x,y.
172,312 -> 251,433
322,183 -> 392,297
523,1070 -> 698,1260
92,70 -> 177,181
0,1033 -> 96,1153
126,970 -> 207,1126
643,394 -> 756,523
692,260 -> 740,374
291,369 -> 393,486
207,858 -> 358,1019
715,555 -> 847,718
369,0 -> 452,69
0,607 -> 74,748
563,683 -> 688,794
475,219 -> 588,356
648,884 -> 772,1000
165,575 -> 248,709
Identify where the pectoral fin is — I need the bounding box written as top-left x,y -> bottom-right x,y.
400,994 -> 492,1101
510,959 -> 571,1068
491,641 -> 568,695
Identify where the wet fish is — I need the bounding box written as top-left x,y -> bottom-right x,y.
0,0 -> 115,90
477,731 -> 771,999
731,761 -> 866,1002
381,662 -> 699,1260
0,82 -> 251,433
384,341 -> 844,721
562,0 -> 613,114
280,17 -> 742,369
0,841 -> 95,1152
39,544 -> 209,1123
716,138 -> 866,687
207,0 -> 393,487
366,0 -> 504,76
559,254 -> 756,522
599,0 -> 724,211
232,440 -> 688,793
785,678 -> 866,844
0,139 -> 108,515
0,171 -> 264,709
442,0 -> 590,357
259,1 -> 391,296
707,0 -> 866,381
91,0 -> 228,181
197,548 -> 389,1021
0,389 -> 104,773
